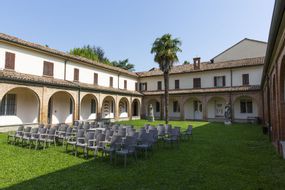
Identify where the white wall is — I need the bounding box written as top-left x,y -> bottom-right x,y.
233,97 -> 258,119
0,88 -> 39,126
169,99 -> 181,118
50,92 -> 73,124
207,98 -> 226,119
213,39 -> 267,62
0,43 -> 65,79
119,75 -> 137,91
232,66 -> 263,86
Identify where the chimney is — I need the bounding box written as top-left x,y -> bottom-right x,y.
193,57 -> 201,70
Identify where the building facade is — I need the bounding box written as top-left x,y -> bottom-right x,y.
0,33 -> 267,127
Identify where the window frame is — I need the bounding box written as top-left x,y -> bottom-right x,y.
0,94 -> 17,116
74,68 -> 79,81
5,52 -> 15,70
242,74 -> 249,86
193,78 -> 201,88
43,61 -> 54,77
175,80 -> 180,89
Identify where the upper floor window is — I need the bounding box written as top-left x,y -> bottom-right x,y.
140,83 -> 147,91
94,73 -> 98,85
43,61 -> 54,77
242,74 -> 249,86
0,94 -> 16,115
157,81 -> 162,90
240,100 -> 252,113
124,80 -> 127,89
109,77 -> 113,87
214,76 -> 225,87
173,101 -> 180,112
74,68 -> 79,81
135,82 -> 138,91
175,80 -> 180,89
193,78 -> 201,88
5,52 -> 15,70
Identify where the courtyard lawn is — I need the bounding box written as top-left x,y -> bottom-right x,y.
0,121 -> 285,189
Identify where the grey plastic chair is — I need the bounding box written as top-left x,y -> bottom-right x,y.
66,129 -> 84,154
164,128 -> 179,148
22,127 -> 39,147
102,135 -> 122,162
136,133 -> 154,158
182,125 -> 193,140
15,126 -> 31,145
75,130 -> 87,157
30,127 -> 47,149
86,133 -> 106,159
115,136 -> 137,167
7,125 -> 24,144
42,127 -> 57,149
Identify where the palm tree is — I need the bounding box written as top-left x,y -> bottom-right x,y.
151,34 -> 182,124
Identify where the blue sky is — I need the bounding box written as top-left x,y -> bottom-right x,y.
0,0 -> 274,71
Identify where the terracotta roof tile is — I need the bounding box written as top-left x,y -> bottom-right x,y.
136,57 -> 264,77
0,33 -> 137,77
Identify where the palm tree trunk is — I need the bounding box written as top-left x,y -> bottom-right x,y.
164,71 -> 169,124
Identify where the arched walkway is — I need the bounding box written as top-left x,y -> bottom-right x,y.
207,96 -> 226,120
132,99 -> 140,117
184,97 -> 203,120
119,97 -> 129,118
0,87 -> 40,126
48,91 -> 75,124
102,96 -> 115,119
80,94 -> 98,120
233,95 -> 258,120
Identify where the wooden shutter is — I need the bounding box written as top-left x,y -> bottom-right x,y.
135,82 -> 138,91
214,77 -> 217,87
110,77 -> 113,87
43,61 -> 54,76
158,81 -> 162,90
124,80 -> 127,89
74,68 -> 79,81
5,52 -> 15,70
222,76 -> 226,86
193,78 -> 201,88
175,80 -> 180,89
94,73 -> 98,85
145,83 -> 147,91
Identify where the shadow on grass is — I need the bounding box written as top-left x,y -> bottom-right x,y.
2,122 -> 285,190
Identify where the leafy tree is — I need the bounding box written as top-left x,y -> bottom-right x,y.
111,59 -> 135,71
151,34 -> 182,124
183,60 -> 190,65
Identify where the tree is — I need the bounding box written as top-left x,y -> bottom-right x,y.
151,34 -> 182,124
183,60 -> 190,65
111,59 -> 135,71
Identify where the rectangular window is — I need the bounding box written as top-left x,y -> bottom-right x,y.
0,94 -> 16,115
157,81 -> 162,90
140,83 -> 147,91
242,74 -> 249,85
193,78 -> 201,88
94,73 -> 98,85
240,100 -> 253,113
69,98 -> 73,114
109,77 -> 113,87
43,61 -> 54,77
135,82 -> 138,91
124,80 -> 127,89
173,101 -> 180,112
74,68 -> 79,81
91,99 -> 96,113
175,80 -> 180,89
155,101 -> 160,112
214,76 -> 225,87
5,52 -> 15,70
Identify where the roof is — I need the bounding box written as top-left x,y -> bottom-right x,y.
0,33 -> 138,77
142,85 -> 261,96
211,38 -> 267,62
0,70 -> 142,96
137,57 -> 264,77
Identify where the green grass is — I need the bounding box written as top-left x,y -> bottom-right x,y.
0,120 -> 285,190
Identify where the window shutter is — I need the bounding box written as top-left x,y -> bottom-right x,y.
5,52 -> 15,70
135,83 -> 138,91
94,73 -> 98,85
145,83 -> 147,91
214,77 -> 217,87
124,80 -> 127,89
110,77 -> 113,87
74,68 -> 79,81
222,76 -> 226,86
43,61 -> 54,76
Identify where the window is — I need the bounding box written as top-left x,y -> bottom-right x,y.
111,101 -> 114,113
0,94 -> 16,115
5,52 -> 15,70
173,101 -> 180,112
175,80 -> 180,89
157,81 -> 162,90
74,68 -> 79,81
193,78 -> 201,88
43,61 -> 54,77
240,100 -> 253,113
124,80 -> 127,89
140,83 -> 147,91
155,101 -> 160,112
214,76 -> 225,87
91,99 -> 96,113
69,98 -> 73,114
135,82 -> 138,91
109,77 -> 113,87
94,73 -> 98,85
242,74 -> 249,85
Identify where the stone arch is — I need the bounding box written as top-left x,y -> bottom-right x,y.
47,91 -> 75,124
132,98 -> 140,117
206,96 -> 227,120
233,95 -> 258,121
80,94 -> 98,120
0,87 -> 40,126
101,96 -> 116,119
183,96 -> 203,120
118,97 -> 130,118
